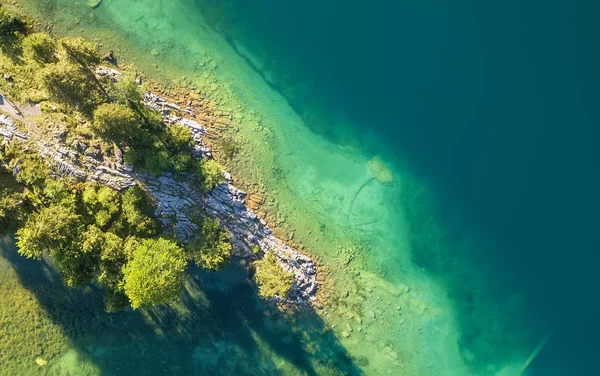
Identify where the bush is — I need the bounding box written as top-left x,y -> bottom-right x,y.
254,253 -> 293,299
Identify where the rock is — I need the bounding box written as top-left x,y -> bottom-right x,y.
102,50 -> 116,64
87,0 -> 102,8
3,73 -> 12,81
341,330 -> 351,338
273,227 -> 287,240
54,130 -> 67,141
383,345 -> 399,360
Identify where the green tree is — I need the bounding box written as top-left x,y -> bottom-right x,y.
0,189 -> 25,235
101,235 -> 138,312
106,73 -> 144,107
92,103 -> 141,145
0,7 -> 25,38
22,32 -> 57,65
254,253 -> 293,299
59,37 -> 101,67
123,238 -> 187,309
11,152 -> 48,187
198,159 -> 223,192
39,59 -> 102,114
15,204 -> 81,260
112,186 -> 157,237
97,232 -> 126,285
43,179 -> 76,209
82,183 -> 120,228
167,125 -> 195,171
187,218 -> 232,270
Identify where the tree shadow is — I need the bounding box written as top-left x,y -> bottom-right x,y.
0,240 -> 362,376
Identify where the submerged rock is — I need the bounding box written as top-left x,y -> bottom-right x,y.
87,0 -> 102,9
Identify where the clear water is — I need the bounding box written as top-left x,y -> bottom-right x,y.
3,0 -> 599,375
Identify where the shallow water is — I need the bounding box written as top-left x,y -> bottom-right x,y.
4,0 -> 599,374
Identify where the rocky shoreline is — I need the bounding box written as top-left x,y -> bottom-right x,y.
0,66 -> 318,305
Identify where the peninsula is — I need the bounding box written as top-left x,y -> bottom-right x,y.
0,8 -> 318,313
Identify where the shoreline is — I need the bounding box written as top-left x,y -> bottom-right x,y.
1,64 -> 322,306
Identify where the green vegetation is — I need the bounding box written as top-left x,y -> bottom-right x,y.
0,9 -> 300,313
186,217 -> 232,270
22,32 -> 56,65
123,238 -> 187,309
1,9 -> 224,182
0,188 -> 25,234
0,137 -> 234,310
198,158 -> 224,192
254,253 -> 293,299
0,6 -> 25,39
2,148 -> 186,310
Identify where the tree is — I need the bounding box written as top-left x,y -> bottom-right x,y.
113,186 -> 158,237
39,59 -> 102,114
15,204 -> 81,259
82,183 -> 120,228
59,37 -> 101,67
101,234 -> 134,312
0,7 -> 25,38
106,73 -> 144,107
254,253 -> 293,299
187,218 -> 231,270
43,179 -> 76,209
0,189 -> 25,235
97,231 -> 126,287
167,125 -> 195,171
11,152 -> 48,187
122,238 -> 187,309
198,159 -> 223,192
22,32 -> 57,65
92,103 -> 141,145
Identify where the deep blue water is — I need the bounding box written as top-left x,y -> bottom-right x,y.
194,0 -> 600,374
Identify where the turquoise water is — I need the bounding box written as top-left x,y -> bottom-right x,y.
3,0 -> 599,374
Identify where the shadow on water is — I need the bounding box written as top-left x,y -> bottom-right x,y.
0,240 -> 361,375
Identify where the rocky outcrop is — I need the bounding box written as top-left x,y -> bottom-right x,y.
0,79 -> 318,305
